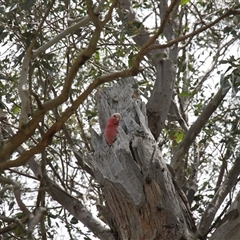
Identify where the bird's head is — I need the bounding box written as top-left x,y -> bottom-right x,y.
107,113 -> 121,126
111,113 -> 121,122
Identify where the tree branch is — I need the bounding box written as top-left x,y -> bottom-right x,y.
32,0 -> 106,59
0,68 -> 140,172
198,155 -> 240,237
147,9 -> 240,52
194,35 -> 240,93
18,44 -> 33,127
18,0 -> 55,127
0,11 -> 104,163
0,176 -> 46,236
209,191 -> 240,240
132,0 -> 180,71
27,157 -> 114,240
171,86 -> 230,174
0,215 -> 28,235
0,120 -> 115,240
0,176 -> 31,218
46,177 -> 114,240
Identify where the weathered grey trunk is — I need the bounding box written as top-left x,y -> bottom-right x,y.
89,78 -> 196,240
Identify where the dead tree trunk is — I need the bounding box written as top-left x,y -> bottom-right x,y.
89,78 -> 197,240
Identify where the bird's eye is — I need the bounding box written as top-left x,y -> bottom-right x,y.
113,114 -> 116,118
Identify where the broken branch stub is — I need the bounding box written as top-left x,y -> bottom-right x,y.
89,78 -> 196,239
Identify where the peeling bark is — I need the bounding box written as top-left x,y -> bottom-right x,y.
90,78 -> 196,240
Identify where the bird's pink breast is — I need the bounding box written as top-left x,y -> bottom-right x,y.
104,117 -> 119,145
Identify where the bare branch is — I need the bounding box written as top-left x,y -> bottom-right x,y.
118,0 -> 180,139
194,35 -> 240,92
18,45 -> 32,127
0,216 -> 28,235
102,0 -> 118,24
46,178 -> 114,240
147,9 -> 240,52
32,0 -> 106,59
0,176 -> 46,235
209,191 -> 240,240
132,0 -> 180,71
17,0 -> 56,127
0,67 -> 140,172
33,0 -> 55,39
0,127 -> 115,240
28,207 -> 47,234
215,149 -> 230,193
171,86 -> 230,174
185,141 -> 200,206
0,18 -> 102,163
198,155 -> 240,237
0,176 -> 31,218
0,0 -> 121,165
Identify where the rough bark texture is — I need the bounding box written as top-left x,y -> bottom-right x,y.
89,78 -> 197,240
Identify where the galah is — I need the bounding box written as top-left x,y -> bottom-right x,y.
104,113 -> 121,145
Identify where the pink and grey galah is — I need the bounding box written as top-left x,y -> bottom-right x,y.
104,113 -> 121,145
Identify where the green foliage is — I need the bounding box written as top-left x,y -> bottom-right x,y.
70,217 -> 78,224
180,0 -> 190,5
0,0 -> 240,239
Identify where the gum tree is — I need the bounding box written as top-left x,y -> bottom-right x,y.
1,0 -> 240,239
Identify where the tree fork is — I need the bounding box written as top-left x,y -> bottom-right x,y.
90,78 -> 197,240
